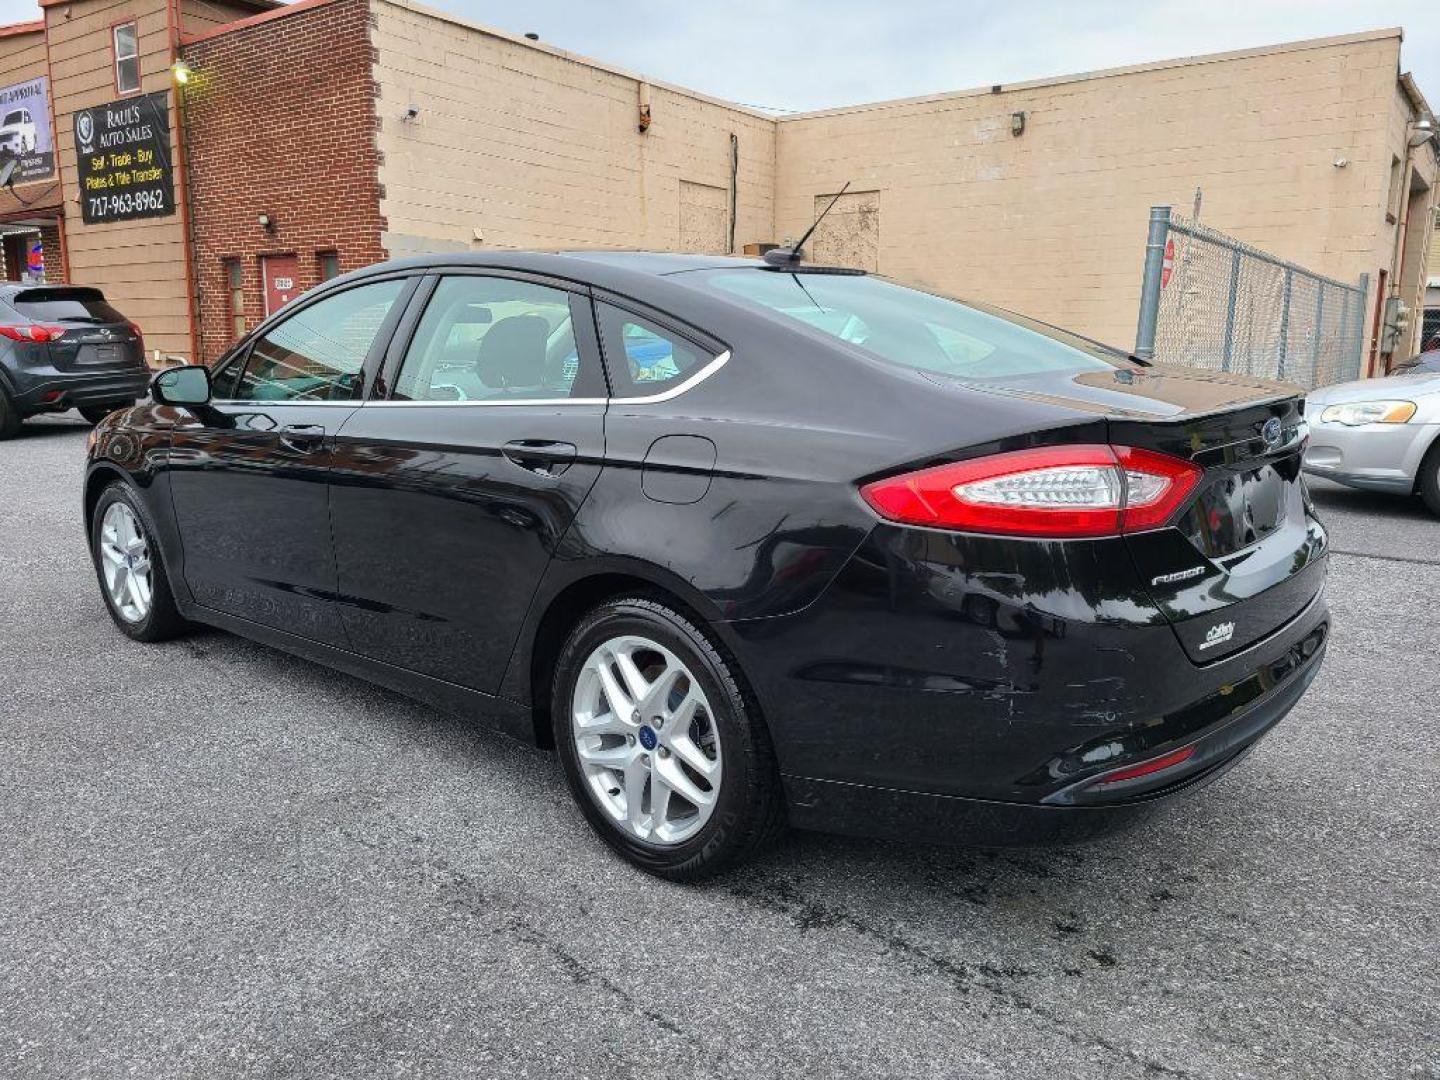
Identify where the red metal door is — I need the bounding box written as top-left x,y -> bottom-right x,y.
261,254 -> 300,316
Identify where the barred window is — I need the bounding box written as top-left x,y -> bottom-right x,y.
225,259 -> 245,340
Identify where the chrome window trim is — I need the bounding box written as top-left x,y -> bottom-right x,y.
358,350 -> 731,408
614,349 -> 730,405
361,396 -> 609,408
207,398 -> 361,408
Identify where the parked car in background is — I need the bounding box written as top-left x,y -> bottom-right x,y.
1304,369 -> 1440,515
1391,349 -> 1440,375
83,252 -> 1329,880
0,284 -> 148,438
0,107 -> 36,154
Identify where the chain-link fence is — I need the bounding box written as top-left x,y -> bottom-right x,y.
1134,206 -> 1368,389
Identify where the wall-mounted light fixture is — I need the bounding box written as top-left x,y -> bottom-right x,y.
1407,117 -> 1435,148
401,103 -> 420,123
171,60 -> 194,86
638,81 -> 652,134
1011,111 -> 1026,137
257,213 -> 277,234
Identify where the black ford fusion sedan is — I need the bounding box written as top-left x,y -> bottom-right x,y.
83,252 -> 1328,880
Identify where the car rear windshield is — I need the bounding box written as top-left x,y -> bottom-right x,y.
696,269 -> 1128,380
8,288 -> 128,325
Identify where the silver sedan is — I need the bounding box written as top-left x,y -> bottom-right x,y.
1304,370 -> 1440,515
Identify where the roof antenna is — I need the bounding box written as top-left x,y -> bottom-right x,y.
763,180 -> 851,267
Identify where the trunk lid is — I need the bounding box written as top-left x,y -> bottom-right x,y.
961,364 -> 1328,664
7,287 -> 145,372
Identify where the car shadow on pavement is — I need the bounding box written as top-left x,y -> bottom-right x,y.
1306,478 -> 1437,523
166,618 -> 1245,975
9,414 -> 92,440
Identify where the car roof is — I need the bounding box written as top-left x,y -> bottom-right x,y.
347,250 -> 763,282
322,250 -> 787,320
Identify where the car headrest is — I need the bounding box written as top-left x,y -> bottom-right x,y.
475,314 -> 549,389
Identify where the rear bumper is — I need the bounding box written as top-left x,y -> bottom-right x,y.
780,617 -> 1325,845
3,364 -> 149,414
729,524 -> 1329,843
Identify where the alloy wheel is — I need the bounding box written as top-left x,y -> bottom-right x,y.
98,501 -> 153,623
570,634 -> 723,846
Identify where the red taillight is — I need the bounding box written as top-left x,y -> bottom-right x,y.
1095,745 -> 1196,786
859,444 -> 1203,538
128,321 -> 145,358
0,324 -> 66,342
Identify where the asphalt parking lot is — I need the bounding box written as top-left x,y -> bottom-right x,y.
2,414 -> 1437,1080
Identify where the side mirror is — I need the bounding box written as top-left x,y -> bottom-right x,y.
151,364 -> 212,406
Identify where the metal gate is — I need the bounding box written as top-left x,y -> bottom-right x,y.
1134,206 -> 1368,389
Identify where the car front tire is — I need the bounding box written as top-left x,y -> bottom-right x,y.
553,596 -> 783,881
0,386 -> 21,439
90,482 -> 189,642
1417,440 -> 1440,518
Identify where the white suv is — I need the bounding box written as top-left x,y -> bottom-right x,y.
0,108 -> 37,154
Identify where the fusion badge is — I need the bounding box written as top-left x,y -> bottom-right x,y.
1152,565 -> 1206,586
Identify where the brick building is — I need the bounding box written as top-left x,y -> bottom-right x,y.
0,0 -> 1434,370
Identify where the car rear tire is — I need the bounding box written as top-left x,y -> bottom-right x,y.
0,386 -> 21,439
1419,440 -> 1440,518
552,596 -> 783,881
90,482 -> 189,642
79,406 -> 118,426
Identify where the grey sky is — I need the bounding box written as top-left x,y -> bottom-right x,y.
427,0 -> 1437,114
0,0 -> 1433,113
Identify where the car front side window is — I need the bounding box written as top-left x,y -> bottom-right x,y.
230,279 -> 405,403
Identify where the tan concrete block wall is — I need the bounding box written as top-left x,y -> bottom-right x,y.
1381,82 -> 1439,358
178,0 -> 266,39
1429,213 -> 1440,287
48,0 -> 193,361
371,0 -> 774,258
776,31 -> 1406,351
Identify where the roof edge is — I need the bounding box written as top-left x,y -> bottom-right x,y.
778,28 -> 1406,122
180,0 -> 340,46
0,19 -> 44,37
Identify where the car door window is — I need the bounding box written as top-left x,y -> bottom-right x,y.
595,302 -> 714,398
392,276 -> 599,402
231,279 -> 405,402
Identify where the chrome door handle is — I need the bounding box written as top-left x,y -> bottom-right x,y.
502,439 -> 578,476
279,424 -> 325,453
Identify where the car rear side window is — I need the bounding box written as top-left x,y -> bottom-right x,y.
698,270 -> 1124,380
392,276 -> 603,402
595,302 -> 713,398
231,278 -> 404,402
10,289 -> 127,325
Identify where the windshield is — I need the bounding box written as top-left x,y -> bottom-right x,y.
696,269 -> 1129,380
1,111 -> 22,126
1394,350 -> 1440,374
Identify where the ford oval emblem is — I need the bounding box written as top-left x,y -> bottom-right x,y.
1262,417 -> 1283,448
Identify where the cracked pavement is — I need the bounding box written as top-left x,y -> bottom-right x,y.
2,415 -> 1437,1079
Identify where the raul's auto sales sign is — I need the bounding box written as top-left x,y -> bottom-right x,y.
73,91 -> 175,225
